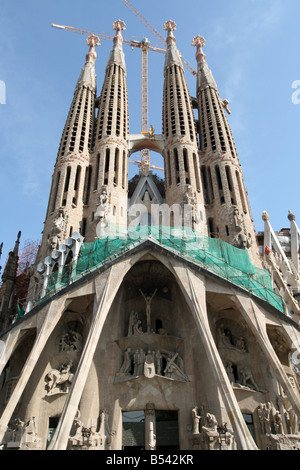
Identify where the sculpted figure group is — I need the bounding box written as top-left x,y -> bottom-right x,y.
118,347 -> 188,382
258,402 -> 299,436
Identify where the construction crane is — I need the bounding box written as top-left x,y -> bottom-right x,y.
120,0 -> 197,76
51,22 -> 164,175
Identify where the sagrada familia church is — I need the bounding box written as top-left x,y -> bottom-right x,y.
0,17 -> 299,451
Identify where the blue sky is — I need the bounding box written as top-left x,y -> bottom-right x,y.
0,0 -> 299,266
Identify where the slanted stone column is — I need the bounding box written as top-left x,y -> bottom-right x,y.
0,329 -> 23,377
169,261 -> 257,450
47,264 -> 126,450
231,295 -> 300,419
0,297 -> 66,443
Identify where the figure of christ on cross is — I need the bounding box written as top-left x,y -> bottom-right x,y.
139,289 -> 157,333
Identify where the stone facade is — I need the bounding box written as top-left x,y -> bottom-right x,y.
0,19 -> 299,451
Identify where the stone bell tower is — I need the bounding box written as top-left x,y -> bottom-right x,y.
162,21 -> 205,232
193,36 -> 261,264
85,19 -> 129,239
38,34 -> 100,262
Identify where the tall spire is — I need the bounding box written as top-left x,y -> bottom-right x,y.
57,35 -> 99,162
36,37 -> 99,264
76,35 -> 100,91
89,20 -> 129,236
163,20 -> 183,69
162,21 -> 205,231
106,19 -> 126,69
193,36 -> 261,264
192,35 -> 217,89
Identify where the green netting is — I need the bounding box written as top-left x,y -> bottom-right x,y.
44,224 -> 283,313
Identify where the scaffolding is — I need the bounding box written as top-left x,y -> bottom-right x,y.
40,225 -> 283,313
17,239 -> 40,275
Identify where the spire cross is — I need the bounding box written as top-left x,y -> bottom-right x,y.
192,35 -> 206,62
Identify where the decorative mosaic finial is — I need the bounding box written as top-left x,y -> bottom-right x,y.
113,19 -> 126,32
163,19 -> 177,32
112,20 -> 126,45
86,35 -> 100,48
163,20 -> 177,46
85,35 -> 100,64
192,35 -> 206,62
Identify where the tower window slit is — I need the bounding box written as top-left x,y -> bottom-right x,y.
236,171 -> 248,213
73,165 -> 81,206
208,217 -> 216,238
215,165 -> 225,204
225,166 -> 236,204
51,171 -> 61,212
83,165 -> 92,205
174,148 -> 180,183
94,154 -> 100,191
183,148 -> 190,184
62,167 -> 70,207
114,148 -> 119,185
166,150 -> 171,186
207,167 -> 214,202
81,218 -> 87,237
122,150 -> 126,189
104,148 -> 110,185
105,149 -> 110,173
193,153 -> 201,192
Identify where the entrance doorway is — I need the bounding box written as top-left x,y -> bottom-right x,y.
155,410 -> 179,451
122,411 -> 145,450
122,409 -> 179,450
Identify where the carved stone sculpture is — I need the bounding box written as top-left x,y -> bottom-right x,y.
225,361 -> 235,383
45,360 -> 73,396
119,348 -> 132,375
202,413 -> 218,433
273,411 -> 283,434
116,348 -> 188,382
95,187 -> 111,224
288,407 -> 299,435
192,406 -> 201,434
144,350 -> 156,378
139,289 -> 157,333
58,330 -> 82,353
68,410 -> 109,450
48,208 -> 66,250
3,417 -> 41,450
239,367 -> 259,391
217,325 -> 247,352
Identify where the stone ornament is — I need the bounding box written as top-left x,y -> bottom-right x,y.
192,406 -> 201,434
57,330 -> 82,353
190,406 -> 235,450
217,325 -> 247,353
48,208 -> 67,251
3,417 -> 41,450
116,348 -> 188,382
95,187 -> 111,224
68,409 -> 114,450
45,360 -> 74,396
139,289 -> 157,333
258,402 -> 300,436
